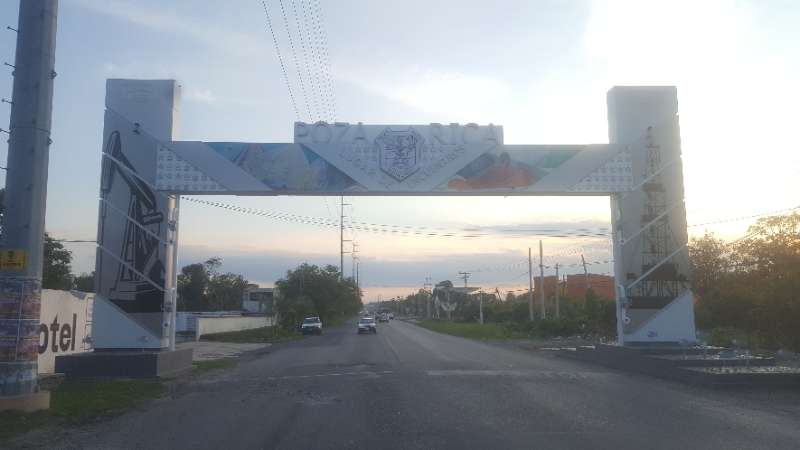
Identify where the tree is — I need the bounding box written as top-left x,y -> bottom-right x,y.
688,233 -> 729,299
207,272 -> 249,310
73,272 -> 95,292
690,212 -> 800,350
177,259 -> 213,311
42,233 -> 73,290
177,257 -> 249,311
275,263 -> 362,329
732,213 -> 800,349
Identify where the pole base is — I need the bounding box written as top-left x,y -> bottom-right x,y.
0,391 -> 50,413
55,348 -> 193,378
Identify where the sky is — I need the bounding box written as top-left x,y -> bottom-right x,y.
1,0 -> 799,302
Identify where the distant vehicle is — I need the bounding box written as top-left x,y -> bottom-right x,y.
301,316 -> 322,335
388,312 -> 394,320
357,317 -> 377,334
377,313 -> 389,323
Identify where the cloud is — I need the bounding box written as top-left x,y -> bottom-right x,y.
339,65 -> 510,122
183,88 -> 218,105
72,0 -> 265,58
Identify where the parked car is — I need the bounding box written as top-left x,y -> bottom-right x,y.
301,316 -> 323,335
357,317 -> 377,334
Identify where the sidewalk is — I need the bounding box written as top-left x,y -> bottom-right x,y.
178,341 -> 271,361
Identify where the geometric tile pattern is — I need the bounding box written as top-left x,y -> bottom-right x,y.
155,146 -> 227,192
570,150 -> 633,193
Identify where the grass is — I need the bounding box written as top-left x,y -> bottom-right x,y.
417,320 -> 529,340
192,358 -> 238,373
200,325 -> 301,344
0,378 -> 165,441
323,315 -> 353,328
705,327 -> 764,350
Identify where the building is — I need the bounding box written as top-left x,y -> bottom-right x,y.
532,274 -> 616,302
565,274 -> 615,301
242,287 -> 278,314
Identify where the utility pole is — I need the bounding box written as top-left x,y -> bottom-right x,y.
424,277 -> 432,319
339,196 -> 351,280
555,263 -> 560,319
478,291 -> 484,325
581,254 -> 591,290
539,240 -> 546,319
355,262 -> 359,290
528,247 -> 534,321
458,271 -> 470,288
351,241 -> 358,280
0,0 -> 58,411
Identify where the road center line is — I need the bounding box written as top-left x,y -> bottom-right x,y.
426,369 -> 598,379
266,370 -> 394,381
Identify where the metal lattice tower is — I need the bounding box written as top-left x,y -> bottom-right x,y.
632,127 -> 682,301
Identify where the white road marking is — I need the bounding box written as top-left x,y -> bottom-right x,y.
267,370 -> 394,381
426,369 -> 599,379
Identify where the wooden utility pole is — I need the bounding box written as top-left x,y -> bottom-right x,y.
581,254 -> 591,290
478,292 -> 484,325
424,277 -> 432,319
539,240 -> 546,319
528,247 -> 534,321
555,263 -> 560,319
458,271 -> 470,288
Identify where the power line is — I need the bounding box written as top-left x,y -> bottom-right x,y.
293,0 -> 319,121
180,195 -> 800,244
181,196 -> 614,240
687,204 -> 800,228
311,0 -> 336,121
260,0 -> 301,120
278,0 -> 310,120
301,0 -> 327,121
307,0 -> 329,121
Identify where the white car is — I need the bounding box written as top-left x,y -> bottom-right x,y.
301,316 -> 322,335
357,317 -> 377,334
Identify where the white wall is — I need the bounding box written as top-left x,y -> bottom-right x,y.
38,290 -> 93,374
195,315 -> 274,340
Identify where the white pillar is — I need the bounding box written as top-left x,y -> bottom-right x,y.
607,86 -> 695,344
93,79 -> 181,349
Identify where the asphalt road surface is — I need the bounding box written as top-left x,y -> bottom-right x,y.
20,319 -> 800,449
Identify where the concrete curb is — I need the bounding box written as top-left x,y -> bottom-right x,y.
558,344 -> 800,387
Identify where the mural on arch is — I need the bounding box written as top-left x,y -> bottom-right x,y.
157,122 -> 632,195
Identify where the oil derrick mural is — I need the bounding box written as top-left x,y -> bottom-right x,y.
98,130 -> 165,315
628,127 -> 688,307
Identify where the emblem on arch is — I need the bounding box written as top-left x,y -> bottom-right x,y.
375,127 -> 424,182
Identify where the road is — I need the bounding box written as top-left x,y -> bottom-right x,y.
20,319 -> 800,449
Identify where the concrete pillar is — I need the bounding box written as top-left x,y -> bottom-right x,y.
0,0 -> 58,411
607,86 -> 696,344
93,79 -> 181,349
